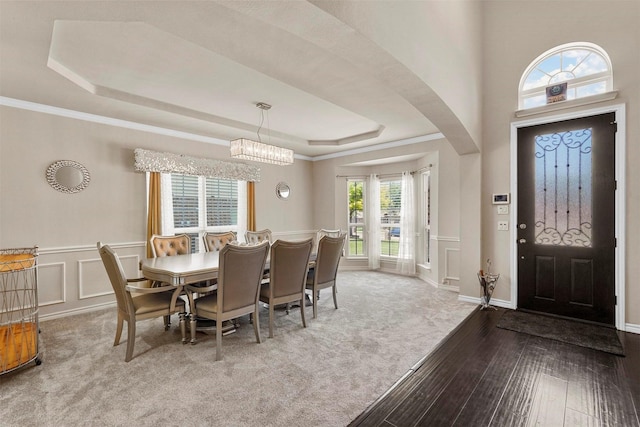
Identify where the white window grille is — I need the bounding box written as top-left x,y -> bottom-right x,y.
519,42 -> 612,109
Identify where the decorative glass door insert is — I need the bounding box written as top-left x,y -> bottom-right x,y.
535,128 -> 592,247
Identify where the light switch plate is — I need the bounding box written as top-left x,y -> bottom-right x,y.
497,205 -> 509,215
497,221 -> 509,231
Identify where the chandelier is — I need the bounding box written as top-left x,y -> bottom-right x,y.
230,102 -> 294,165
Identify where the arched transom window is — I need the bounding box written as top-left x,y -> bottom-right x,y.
519,42 -> 613,109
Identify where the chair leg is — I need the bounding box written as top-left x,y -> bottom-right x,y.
312,288 -> 318,319
163,314 -> 171,331
190,314 -> 197,345
332,285 -> 338,309
300,295 -> 307,328
268,302 -> 274,338
114,313 -> 124,346
215,319 -> 223,361
125,319 -> 136,362
253,307 -> 262,344
179,312 -> 186,344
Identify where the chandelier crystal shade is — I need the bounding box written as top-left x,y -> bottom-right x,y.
230,102 -> 294,165
230,138 -> 294,165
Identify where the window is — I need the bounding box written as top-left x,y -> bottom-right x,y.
422,171 -> 431,266
347,179 -> 365,256
171,174 -> 240,253
379,178 -> 402,257
519,42 -> 612,109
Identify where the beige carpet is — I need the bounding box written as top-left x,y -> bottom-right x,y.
0,271 -> 476,427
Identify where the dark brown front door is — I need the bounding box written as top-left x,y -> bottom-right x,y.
517,112 -> 616,325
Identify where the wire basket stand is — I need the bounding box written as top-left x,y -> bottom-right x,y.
1,247 -> 41,375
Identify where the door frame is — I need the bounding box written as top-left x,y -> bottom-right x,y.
509,103 -> 626,331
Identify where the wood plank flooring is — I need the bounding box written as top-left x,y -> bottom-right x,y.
349,307 -> 640,427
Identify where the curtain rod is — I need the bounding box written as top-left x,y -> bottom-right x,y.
336,164 -> 432,179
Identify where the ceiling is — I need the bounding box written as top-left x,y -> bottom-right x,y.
0,1 -> 448,160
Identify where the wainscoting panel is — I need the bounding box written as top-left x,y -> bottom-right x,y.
38,262 -> 66,306
444,248 -> 460,283
79,255 -> 139,300
37,242 -> 146,319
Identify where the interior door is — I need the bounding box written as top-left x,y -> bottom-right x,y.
517,112 -> 616,325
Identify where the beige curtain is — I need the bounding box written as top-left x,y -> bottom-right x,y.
247,181 -> 256,232
146,172 -> 162,258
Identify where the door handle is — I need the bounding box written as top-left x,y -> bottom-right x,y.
519,238 -> 527,244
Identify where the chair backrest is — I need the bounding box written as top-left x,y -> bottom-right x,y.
150,234 -> 191,257
245,229 -> 272,245
217,241 -> 270,312
317,228 -> 342,239
96,242 -> 133,315
202,231 -> 236,252
314,233 -> 346,285
315,228 -> 341,253
270,238 -> 313,299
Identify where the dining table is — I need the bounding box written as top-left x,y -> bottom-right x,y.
139,249 -> 317,344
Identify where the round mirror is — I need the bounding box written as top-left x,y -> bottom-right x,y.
276,182 -> 290,200
46,160 -> 91,194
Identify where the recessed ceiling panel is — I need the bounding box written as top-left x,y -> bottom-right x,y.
48,20 -> 381,142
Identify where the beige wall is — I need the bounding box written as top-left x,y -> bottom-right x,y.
0,106 -> 315,317
481,1 -> 640,326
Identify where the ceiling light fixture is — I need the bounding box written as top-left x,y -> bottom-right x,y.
230,102 -> 294,165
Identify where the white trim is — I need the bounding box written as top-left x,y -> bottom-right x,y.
0,96 -> 434,163
38,242 -> 145,255
40,301 -> 117,321
458,295 -> 513,309
431,235 -> 460,242
444,247 -> 460,283
515,91 -> 618,118
37,262 -> 66,306
625,323 -> 640,335
510,103 -> 626,330
311,133 -> 445,162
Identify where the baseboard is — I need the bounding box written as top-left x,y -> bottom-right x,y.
625,323 -> 640,335
40,301 -> 116,321
458,295 -> 514,309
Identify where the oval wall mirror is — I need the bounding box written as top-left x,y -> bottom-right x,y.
276,182 -> 290,200
46,160 -> 91,194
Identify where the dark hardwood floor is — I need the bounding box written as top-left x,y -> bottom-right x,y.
350,307 -> 640,427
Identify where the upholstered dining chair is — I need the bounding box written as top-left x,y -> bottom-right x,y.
202,231 -> 236,252
149,233 -> 195,318
306,233 -> 346,319
259,238 -> 313,338
97,242 -> 185,362
187,241 -> 269,361
245,229 -> 272,245
149,233 -> 191,258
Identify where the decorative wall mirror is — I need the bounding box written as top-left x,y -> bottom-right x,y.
46,160 -> 91,194
276,182 -> 290,200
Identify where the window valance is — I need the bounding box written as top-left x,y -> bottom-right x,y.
134,148 -> 260,182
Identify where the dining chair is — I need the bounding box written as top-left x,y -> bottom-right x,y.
202,231 -> 236,252
245,229 -> 272,245
259,238 -> 313,338
306,233 -> 346,319
97,242 -> 186,362
187,241 -> 270,361
149,233 -> 191,258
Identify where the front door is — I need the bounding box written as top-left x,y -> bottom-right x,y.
517,112 -> 616,325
